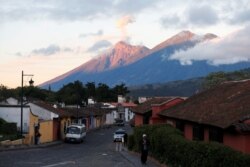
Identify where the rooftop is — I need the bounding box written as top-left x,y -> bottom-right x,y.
132,97 -> 180,114
160,80 -> 250,129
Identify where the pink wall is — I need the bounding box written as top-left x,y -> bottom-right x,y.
243,119 -> 250,125
135,114 -> 143,126
151,98 -> 184,124
184,124 -> 193,140
204,129 -> 209,142
224,133 -> 250,154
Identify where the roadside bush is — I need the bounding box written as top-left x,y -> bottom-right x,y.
0,122 -> 17,134
127,134 -> 134,150
128,124 -> 250,167
0,118 -> 7,125
0,134 -> 22,142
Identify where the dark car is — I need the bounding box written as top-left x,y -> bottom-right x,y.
115,119 -> 125,126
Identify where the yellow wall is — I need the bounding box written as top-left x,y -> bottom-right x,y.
23,110 -> 39,145
39,120 -> 53,143
60,117 -> 71,140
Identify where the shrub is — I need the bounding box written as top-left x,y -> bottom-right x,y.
128,134 -> 135,150
0,122 -> 17,135
128,124 -> 250,167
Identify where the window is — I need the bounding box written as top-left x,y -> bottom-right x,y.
176,120 -> 184,132
193,124 -> 204,141
209,128 -> 223,143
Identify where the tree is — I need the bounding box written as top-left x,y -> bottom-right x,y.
86,82 -> 96,99
203,72 -> 227,89
112,83 -> 130,96
96,83 -> 111,102
56,81 -> 86,105
0,85 -> 16,101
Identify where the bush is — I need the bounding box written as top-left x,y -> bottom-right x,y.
0,122 -> 17,135
128,124 -> 250,167
128,134 -> 135,150
0,134 -> 23,142
0,118 -> 7,125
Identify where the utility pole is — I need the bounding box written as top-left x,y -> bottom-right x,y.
20,70 -> 34,136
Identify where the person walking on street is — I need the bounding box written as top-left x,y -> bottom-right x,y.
140,134 -> 150,165
123,133 -> 128,147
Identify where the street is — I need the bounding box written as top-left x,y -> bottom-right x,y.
0,124 -> 159,167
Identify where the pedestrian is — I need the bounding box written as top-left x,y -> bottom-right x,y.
140,134 -> 150,165
123,133 -> 128,147
35,130 -> 41,145
115,141 -> 122,151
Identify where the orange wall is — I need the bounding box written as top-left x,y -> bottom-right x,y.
23,110 -> 39,145
135,114 -> 143,126
40,120 -> 54,143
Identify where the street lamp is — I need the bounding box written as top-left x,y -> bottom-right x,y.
20,70 -> 34,136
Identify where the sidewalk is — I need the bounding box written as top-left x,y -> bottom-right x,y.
119,147 -> 164,167
0,140 -> 62,152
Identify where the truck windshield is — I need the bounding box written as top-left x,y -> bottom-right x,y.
67,127 -> 80,134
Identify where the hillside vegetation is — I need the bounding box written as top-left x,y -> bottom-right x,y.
128,68 -> 250,98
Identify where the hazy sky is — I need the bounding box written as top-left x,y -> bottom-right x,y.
0,0 -> 249,88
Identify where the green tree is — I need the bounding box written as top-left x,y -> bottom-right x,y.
112,83 -> 130,96
203,71 -> 227,89
86,82 -> 96,99
56,81 -> 86,105
96,83 -> 111,102
0,85 -> 16,101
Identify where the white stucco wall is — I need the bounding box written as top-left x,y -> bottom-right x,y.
29,103 -> 58,120
124,108 -> 134,122
6,98 -> 18,105
105,110 -> 117,124
0,106 -> 30,133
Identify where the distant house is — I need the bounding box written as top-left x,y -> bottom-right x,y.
101,103 -> 117,125
30,101 -> 73,142
110,102 -> 137,122
132,97 -> 185,126
64,105 -> 110,130
159,80 -> 250,154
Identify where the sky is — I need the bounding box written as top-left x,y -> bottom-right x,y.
0,0 -> 250,88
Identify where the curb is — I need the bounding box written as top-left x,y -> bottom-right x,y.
0,141 -> 63,152
127,150 -> 168,167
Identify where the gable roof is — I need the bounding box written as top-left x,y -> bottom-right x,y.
64,105 -> 111,118
132,97 -> 179,115
160,80 -> 250,129
32,101 -> 73,117
110,102 -> 137,108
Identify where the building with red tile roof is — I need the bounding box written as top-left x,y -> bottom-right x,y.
132,97 -> 185,126
159,80 -> 250,153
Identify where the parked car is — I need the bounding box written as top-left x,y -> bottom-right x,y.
113,129 -> 126,142
65,124 -> 86,143
115,119 -> 125,126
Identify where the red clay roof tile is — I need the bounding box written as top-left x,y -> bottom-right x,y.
160,80 -> 250,129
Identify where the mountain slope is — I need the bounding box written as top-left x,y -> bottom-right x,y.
40,31 -> 250,91
40,41 -> 149,87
